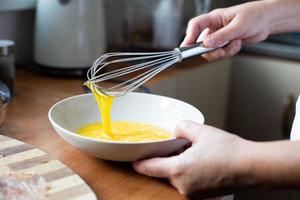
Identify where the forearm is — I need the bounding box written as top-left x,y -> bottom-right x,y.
267,0 -> 300,34
236,140 -> 300,189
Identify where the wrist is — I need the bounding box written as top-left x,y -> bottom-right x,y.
265,0 -> 300,34
230,138 -> 261,188
233,139 -> 300,189
261,0 -> 282,35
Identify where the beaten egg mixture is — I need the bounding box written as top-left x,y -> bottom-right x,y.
76,82 -> 172,142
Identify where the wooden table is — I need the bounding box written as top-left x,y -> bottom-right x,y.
0,67 -> 194,200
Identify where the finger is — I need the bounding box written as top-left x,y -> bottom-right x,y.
201,39 -> 241,61
196,28 -> 211,43
222,39 -> 242,58
204,19 -> 242,48
133,156 -> 179,178
201,48 -> 226,61
175,120 -> 204,143
181,14 -> 213,47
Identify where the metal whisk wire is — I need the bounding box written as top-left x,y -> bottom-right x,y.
88,51 -> 178,82
86,50 -> 180,96
86,42 -> 227,97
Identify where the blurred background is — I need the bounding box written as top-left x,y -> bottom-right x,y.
0,0 -> 300,199
0,0 -> 245,66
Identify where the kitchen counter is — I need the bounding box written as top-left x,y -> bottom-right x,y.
0,63 -> 207,199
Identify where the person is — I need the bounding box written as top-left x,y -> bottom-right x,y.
133,0 -> 300,198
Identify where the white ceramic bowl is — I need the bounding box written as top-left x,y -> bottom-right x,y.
48,93 -> 204,161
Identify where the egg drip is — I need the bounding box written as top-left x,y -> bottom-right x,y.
77,82 -> 172,142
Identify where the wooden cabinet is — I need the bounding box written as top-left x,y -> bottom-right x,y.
148,54 -> 300,140
149,59 -> 232,129
227,55 -> 300,141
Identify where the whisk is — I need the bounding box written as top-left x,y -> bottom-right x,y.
86,42 -> 227,97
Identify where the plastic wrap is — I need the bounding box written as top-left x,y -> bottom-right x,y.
0,174 -> 48,200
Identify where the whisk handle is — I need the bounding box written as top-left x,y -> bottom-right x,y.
177,41 -> 228,60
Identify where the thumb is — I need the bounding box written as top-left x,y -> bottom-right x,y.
204,19 -> 242,48
133,156 -> 178,178
175,120 -> 204,143
196,28 -> 211,43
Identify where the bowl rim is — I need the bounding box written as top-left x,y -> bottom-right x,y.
48,92 -> 204,145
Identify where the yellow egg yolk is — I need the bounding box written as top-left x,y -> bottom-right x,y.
79,82 -> 172,142
77,121 -> 172,142
84,82 -> 114,135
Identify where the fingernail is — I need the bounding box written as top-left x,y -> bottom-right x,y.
132,162 -> 140,171
180,37 -> 188,47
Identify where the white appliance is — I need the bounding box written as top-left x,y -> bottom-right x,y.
34,0 -> 106,72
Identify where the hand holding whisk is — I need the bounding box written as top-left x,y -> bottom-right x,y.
86,42 -> 228,97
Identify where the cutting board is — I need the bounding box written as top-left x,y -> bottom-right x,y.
0,135 -> 97,200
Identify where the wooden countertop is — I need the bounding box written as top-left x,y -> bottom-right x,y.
0,63 -> 207,199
